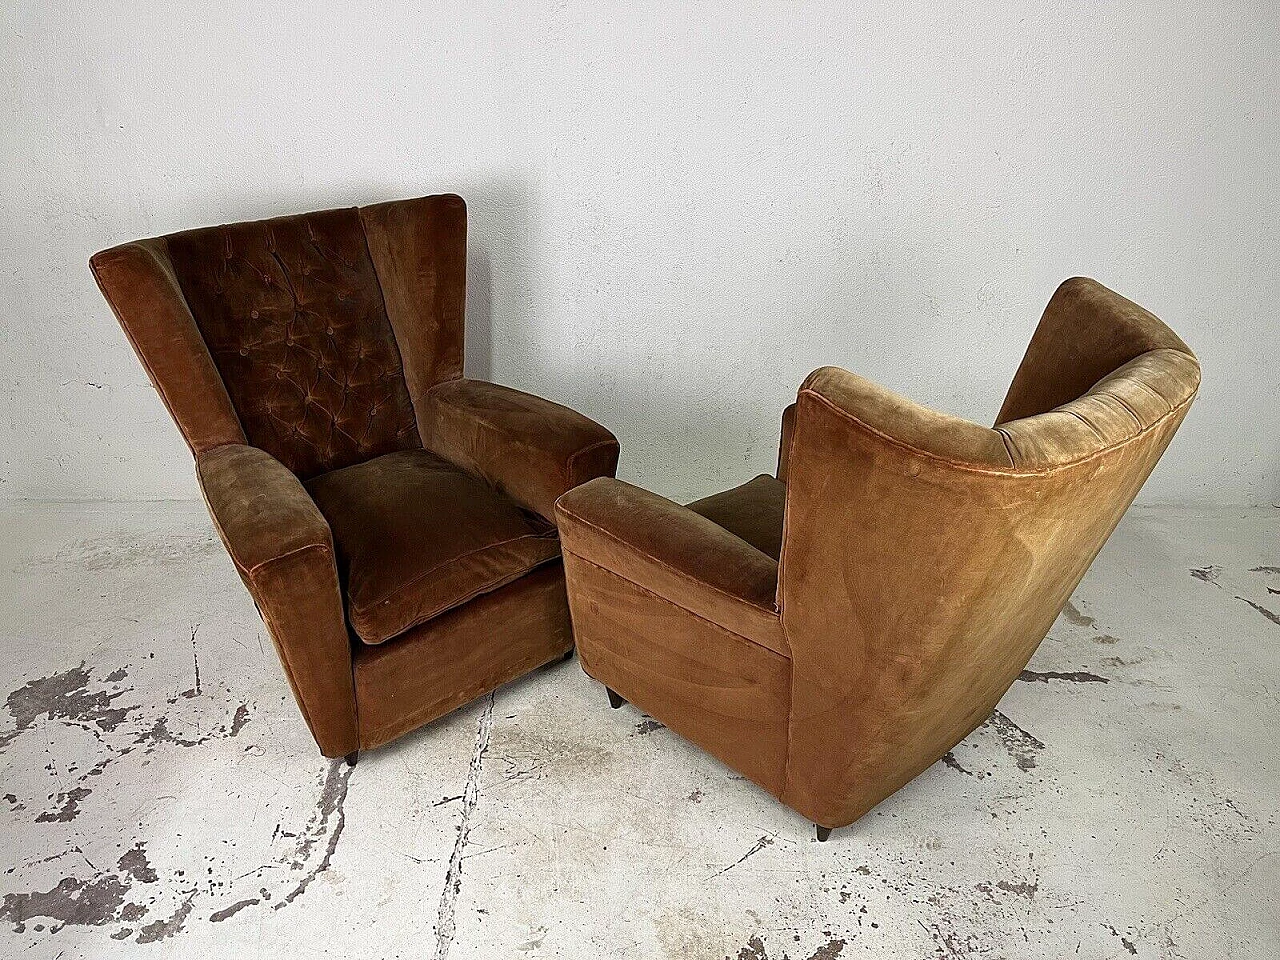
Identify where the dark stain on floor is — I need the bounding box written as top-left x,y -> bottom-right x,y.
118,844 -> 158,885
633,717 -> 665,735
0,874 -> 131,935
135,889 -> 196,944
735,934 -> 846,960
1105,923 -> 1139,955
4,750 -> 347,942
991,878 -> 1038,899
1190,565 -> 1223,586
1060,600 -> 1096,629
271,759 -> 353,911
34,786 -> 92,823
1018,669 -> 1109,684
0,663 -> 138,751
1235,596 -> 1280,626
0,654 -> 290,944
209,897 -> 261,923
983,710 -> 1045,772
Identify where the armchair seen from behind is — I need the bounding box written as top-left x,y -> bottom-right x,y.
556,278 -> 1198,837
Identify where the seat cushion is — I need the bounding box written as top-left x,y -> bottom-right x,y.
306,449 -> 561,645
686,474 -> 786,561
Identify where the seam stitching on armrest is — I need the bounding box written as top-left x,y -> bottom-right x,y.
245,540 -> 333,578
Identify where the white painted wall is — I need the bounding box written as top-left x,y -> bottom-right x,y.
2,1 -> 1276,505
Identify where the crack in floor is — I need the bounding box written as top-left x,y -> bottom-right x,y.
271,758 -> 353,912
432,692 -> 495,960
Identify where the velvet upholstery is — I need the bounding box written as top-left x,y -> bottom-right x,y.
306,449 -> 560,646
89,239 -> 246,453
197,443 -> 357,756
354,562 -> 574,749
422,378 -> 622,522
556,478 -> 787,656
359,196 -> 467,418
556,278 -> 1199,831
687,474 -> 786,561
166,207 -> 421,480
92,195 -> 619,757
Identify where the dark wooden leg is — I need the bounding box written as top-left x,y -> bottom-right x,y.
607,687 -> 626,709
815,825 -> 832,842
561,647 -> 575,663
345,751 -> 359,768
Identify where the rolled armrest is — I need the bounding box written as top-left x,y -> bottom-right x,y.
422,378 -> 619,521
197,444 -> 357,757
555,477 -> 786,654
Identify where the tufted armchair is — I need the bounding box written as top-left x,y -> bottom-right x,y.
555,278 -> 1199,839
91,195 -> 619,761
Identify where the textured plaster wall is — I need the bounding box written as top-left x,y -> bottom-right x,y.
1,1 -> 1277,504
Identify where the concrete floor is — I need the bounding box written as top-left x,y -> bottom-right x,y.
0,502 -> 1276,959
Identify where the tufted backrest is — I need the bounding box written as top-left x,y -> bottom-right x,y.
91,195 -> 468,479
776,278 -> 1200,827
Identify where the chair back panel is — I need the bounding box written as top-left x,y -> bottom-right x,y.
165,207 -> 420,479
777,279 -> 1199,828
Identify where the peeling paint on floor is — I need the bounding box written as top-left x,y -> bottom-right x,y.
0,503 -> 1277,958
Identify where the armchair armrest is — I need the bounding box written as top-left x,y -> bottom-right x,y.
197,444 -> 332,574
421,378 -> 619,521
196,444 -> 358,757
555,478 -> 786,654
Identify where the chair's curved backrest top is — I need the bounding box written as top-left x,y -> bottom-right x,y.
777,278 -> 1200,827
91,194 -> 467,479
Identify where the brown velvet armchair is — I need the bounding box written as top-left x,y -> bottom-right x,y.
91,195 -> 619,761
555,278 -> 1198,839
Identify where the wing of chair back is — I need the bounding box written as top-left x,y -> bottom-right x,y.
995,275 -> 1195,424
777,278 -> 1199,828
361,197 -> 619,521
